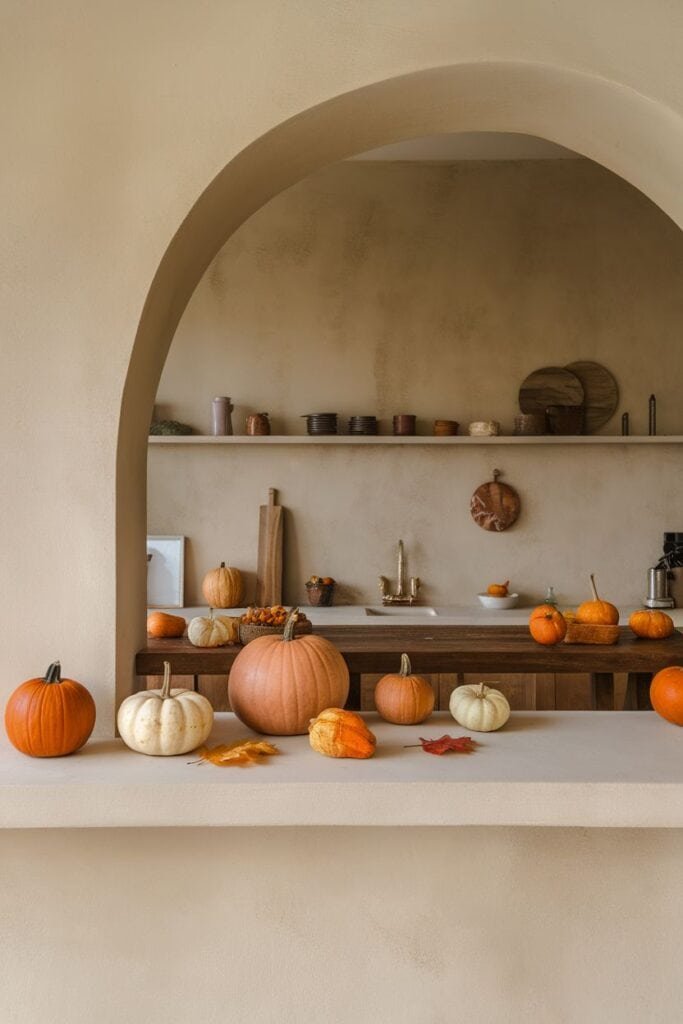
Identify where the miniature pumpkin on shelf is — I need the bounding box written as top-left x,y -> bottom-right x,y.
649,666 -> 683,726
449,681 -> 511,732
628,610 -> 675,640
529,604 -> 567,645
486,580 -> 510,597
201,562 -> 244,609
4,662 -> 96,757
374,653 -> 434,725
188,610 -> 240,648
117,661 -> 214,755
576,574 -> 619,625
228,609 -> 349,735
147,611 -> 186,638
309,708 -> 376,759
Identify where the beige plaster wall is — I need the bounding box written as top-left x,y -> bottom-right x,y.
2,2 -> 683,1019
152,160 -> 683,607
2,827 -> 683,1024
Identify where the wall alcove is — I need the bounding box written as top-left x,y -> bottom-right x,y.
117,60 -> 683,708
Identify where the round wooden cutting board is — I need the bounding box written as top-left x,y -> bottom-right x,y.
470,470 -> 521,532
518,366 -> 584,413
564,361 -> 619,433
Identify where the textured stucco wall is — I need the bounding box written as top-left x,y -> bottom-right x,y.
2,2 -> 683,1019
152,160 -> 683,607
2,827 -> 683,1024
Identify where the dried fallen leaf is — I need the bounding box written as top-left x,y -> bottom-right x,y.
189,739 -> 279,766
404,735 -> 477,756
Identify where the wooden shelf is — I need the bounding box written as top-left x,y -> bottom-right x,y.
149,434 -> 683,446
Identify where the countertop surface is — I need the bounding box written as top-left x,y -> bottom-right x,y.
2,712 -> 682,829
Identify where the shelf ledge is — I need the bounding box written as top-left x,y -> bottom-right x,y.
148,434 -> 683,446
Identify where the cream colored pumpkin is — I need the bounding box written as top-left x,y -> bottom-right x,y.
188,610 -> 239,647
449,682 -> 510,732
117,661 -> 214,755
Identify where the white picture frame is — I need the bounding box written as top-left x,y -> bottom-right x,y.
146,535 -> 185,608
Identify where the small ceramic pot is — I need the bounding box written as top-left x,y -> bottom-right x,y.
514,413 -> 546,436
468,420 -> 500,437
433,419 -> 459,436
246,413 -> 270,435
393,414 -> 416,436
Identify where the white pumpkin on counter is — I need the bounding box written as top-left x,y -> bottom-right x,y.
188,609 -> 239,648
117,661 -> 214,755
449,682 -> 510,732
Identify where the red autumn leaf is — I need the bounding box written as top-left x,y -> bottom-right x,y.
412,734 -> 477,756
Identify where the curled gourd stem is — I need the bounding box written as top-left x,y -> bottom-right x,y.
44,662 -> 62,684
399,653 -> 412,676
283,608 -> 300,642
160,661 -> 172,699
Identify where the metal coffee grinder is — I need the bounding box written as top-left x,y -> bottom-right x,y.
645,566 -> 674,608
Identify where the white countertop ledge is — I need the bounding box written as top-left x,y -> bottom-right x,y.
1,713 -> 682,829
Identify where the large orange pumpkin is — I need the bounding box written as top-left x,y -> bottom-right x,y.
576,574 -> 619,625
650,666 -> 683,725
228,610 -> 349,734
629,610 -> 675,640
529,605 -> 567,645
4,662 -> 96,757
374,653 -> 434,725
202,562 -> 244,608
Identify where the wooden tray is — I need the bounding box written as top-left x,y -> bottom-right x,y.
564,622 -> 620,645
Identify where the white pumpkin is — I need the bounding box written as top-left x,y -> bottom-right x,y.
117,661 -> 214,755
188,609 -> 239,648
449,682 -> 510,732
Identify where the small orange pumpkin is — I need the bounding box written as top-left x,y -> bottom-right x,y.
629,610 -> 675,640
309,708 -> 376,758
529,604 -> 567,645
147,611 -> 186,638
576,574 -> 619,625
4,662 -> 96,757
374,653 -> 434,725
650,666 -> 683,725
201,562 -> 244,608
487,580 -> 509,597
228,609 -> 349,734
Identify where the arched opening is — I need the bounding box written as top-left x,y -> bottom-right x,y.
117,60 -> 683,709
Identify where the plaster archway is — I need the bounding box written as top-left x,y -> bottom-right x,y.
116,60 -> 683,705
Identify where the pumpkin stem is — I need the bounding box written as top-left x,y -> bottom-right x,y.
220,561 -> 225,568
160,661 -> 172,699
478,682 -> 487,698
44,662 -> 61,684
399,653 -> 412,677
589,574 -> 600,602
283,608 -> 300,641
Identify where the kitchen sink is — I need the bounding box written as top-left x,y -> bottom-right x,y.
364,606 -> 438,617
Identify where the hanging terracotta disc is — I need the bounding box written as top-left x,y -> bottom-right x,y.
470,469 -> 520,532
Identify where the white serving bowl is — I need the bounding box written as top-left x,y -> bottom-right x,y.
477,592 -> 519,609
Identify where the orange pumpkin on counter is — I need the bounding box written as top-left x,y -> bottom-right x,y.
529,605 -> 567,645
309,708 -> 376,759
650,666 -> 683,725
576,574 -> 619,625
5,662 -> 96,757
147,611 -> 186,638
629,610 -> 675,640
201,562 -> 244,608
374,653 -> 434,725
228,609 -> 349,735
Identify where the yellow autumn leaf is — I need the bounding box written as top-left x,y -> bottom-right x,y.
190,739 -> 279,766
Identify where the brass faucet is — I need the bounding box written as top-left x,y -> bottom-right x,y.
378,540 -> 421,605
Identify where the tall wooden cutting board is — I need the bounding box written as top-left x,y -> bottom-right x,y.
255,488 -> 283,606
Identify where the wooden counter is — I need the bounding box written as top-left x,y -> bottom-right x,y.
136,625 -> 683,710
